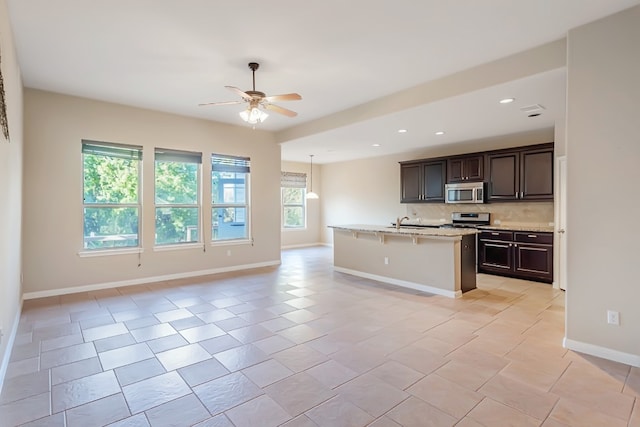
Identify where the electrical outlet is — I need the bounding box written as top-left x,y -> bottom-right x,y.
384,257 -> 389,265
226,250 -> 232,257
607,310 -> 620,325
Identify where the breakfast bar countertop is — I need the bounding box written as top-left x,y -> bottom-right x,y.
329,224 -> 478,238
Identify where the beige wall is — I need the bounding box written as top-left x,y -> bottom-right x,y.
320,154 -> 406,243
22,89 -> 282,296
280,160 -> 322,247
319,128 -> 555,244
565,6 -> 640,364
0,0 -> 24,389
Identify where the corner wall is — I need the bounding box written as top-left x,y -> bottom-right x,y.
22,89 -> 282,296
565,5 -> 640,365
0,0 -> 24,390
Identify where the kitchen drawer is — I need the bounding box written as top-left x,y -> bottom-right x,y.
514,232 -> 553,244
479,230 -> 513,241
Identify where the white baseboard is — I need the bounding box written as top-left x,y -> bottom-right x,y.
563,337 -> 640,367
23,260 -> 281,300
333,266 -> 461,299
0,300 -> 23,394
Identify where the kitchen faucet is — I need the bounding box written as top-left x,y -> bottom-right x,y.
396,216 -> 410,230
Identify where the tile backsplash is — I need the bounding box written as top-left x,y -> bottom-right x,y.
407,202 -> 554,227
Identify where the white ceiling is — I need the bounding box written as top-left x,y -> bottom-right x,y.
7,0 -> 640,163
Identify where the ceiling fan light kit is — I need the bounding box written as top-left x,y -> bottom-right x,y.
239,105 -> 268,124
200,62 -> 301,126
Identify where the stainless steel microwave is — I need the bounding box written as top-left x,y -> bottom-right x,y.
445,182 -> 485,204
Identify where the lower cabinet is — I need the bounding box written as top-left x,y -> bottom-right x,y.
478,230 -> 553,283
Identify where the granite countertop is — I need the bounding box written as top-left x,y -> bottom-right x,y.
477,224 -> 555,233
329,224 -> 478,237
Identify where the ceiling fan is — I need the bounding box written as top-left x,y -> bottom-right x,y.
199,62 -> 302,124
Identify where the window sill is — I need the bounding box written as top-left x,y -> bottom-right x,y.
282,227 -> 307,232
78,247 -> 143,258
210,239 -> 252,247
154,243 -> 204,252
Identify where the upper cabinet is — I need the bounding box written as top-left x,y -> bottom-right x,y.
487,143 -> 554,201
447,154 -> 484,183
400,160 -> 446,203
400,142 -> 553,204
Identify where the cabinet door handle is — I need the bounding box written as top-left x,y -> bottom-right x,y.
527,234 -> 537,238
491,232 -> 499,236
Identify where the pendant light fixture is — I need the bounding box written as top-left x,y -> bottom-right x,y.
306,154 -> 319,199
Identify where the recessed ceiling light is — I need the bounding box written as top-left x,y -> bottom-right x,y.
372,143 -> 381,147
397,129 -> 407,133
435,131 -> 445,135
499,98 -> 515,104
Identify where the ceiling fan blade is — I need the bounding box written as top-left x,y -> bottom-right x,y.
225,86 -> 252,100
263,93 -> 302,102
264,103 -> 298,117
198,100 -> 243,107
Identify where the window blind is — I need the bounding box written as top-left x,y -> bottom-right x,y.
82,140 -> 142,160
281,172 -> 307,188
155,148 -> 202,164
212,154 -> 251,173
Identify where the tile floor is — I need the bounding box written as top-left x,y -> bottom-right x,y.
1,246 -> 638,426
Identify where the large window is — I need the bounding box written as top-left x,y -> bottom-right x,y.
281,172 -> 306,229
155,149 -> 201,245
82,141 -> 142,250
212,154 -> 250,241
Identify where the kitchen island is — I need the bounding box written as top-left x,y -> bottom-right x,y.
330,224 -> 478,298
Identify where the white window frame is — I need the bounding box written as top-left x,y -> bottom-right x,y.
211,154 -> 251,244
154,148 -> 202,247
80,140 -> 142,254
281,172 -> 307,230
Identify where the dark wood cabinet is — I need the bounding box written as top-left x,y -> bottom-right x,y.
487,144 -> 553,202
400,163 -> 422,203
400,160 -> 446,203
520,147 -> 554,200
478,230 -> 553,283
400,142 -> 553,204
447,154 -> 483,183
478,230 -> 514,273
423,161 -> 446,201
